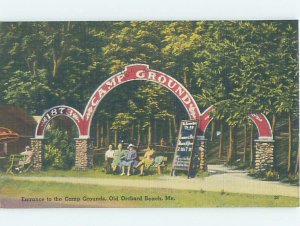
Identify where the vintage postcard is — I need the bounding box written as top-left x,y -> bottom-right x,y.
0,21 -> 299,208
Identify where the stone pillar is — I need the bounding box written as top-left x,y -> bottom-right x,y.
255,139 -> 274,172
74,138 -> 94,170
30,138 -> 44,171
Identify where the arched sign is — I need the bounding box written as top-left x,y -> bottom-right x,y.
35,64 -> 273,140
248,113 -> 273,139
35,105 -> 84,138
199,106 -> 214,134
81,64 -> 202,136
199,106 -> 273,139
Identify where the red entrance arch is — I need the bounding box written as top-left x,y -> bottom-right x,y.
35,105 -> 84,138
81,64 -> 202,136
199,106 -> 273,139
35,64 -> 273,140
32,64 -> 274,171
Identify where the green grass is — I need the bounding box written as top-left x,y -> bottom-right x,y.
1,166 -> 210,181
1,167 -> 168,180
0,177 -> 298,207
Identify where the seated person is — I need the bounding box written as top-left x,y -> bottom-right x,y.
14,146 -> 33,172
120,144 -> 137,176
104,144 -> 114,174
111,143 -> 126,173
19,146 -> 33,165
134,145 -> 155,176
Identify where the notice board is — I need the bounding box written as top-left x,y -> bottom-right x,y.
171,120 -> 198,178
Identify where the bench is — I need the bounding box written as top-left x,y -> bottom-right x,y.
6,154 -> 33,174
138,156 -> 168,175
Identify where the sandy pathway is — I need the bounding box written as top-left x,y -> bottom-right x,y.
13,165 -> 299,198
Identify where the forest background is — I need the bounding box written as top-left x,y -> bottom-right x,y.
0,21 -> 298,177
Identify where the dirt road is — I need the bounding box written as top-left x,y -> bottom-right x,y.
13,164 -> 299,197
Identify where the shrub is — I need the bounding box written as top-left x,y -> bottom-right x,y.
44,128 -> 75,169
265,170 -> 279,181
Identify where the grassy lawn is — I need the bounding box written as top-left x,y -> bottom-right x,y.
0,177 -> 298,207
1,167 -> 166,180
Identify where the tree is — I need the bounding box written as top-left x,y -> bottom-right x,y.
0,22 -> 106,114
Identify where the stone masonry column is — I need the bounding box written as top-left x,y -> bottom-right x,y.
74,138 -> 94,170
199,136 -> 207,172
30,138 -> 44,171
255,139 -> 275,172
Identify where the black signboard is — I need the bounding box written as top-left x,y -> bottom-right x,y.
171,120 -> 198,178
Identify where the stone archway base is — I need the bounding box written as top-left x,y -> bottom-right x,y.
255,140 -> 274,172
74,138 -> 94,170
31,138 -> 44,171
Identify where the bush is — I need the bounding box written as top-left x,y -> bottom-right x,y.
265,170 -> 279,181
44,128 -> 75,169
280,174 -> 299,185
248,169 -> 280,181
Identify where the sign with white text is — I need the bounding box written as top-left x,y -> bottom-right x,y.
171,120 -> 198,178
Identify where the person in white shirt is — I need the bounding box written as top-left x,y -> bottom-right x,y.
19,146 -> 33,165
15,146 -> 33,172
104,144 -> 114,174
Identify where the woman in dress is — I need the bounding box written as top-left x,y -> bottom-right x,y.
111,143 -> 126,173
134,145 -> 155,176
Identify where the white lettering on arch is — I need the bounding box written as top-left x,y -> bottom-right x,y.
157,75 -> 167,84
148,71 -> 157,80
175,86 -> 185,97
136,70 -> 146,78
167,79 -> 176,89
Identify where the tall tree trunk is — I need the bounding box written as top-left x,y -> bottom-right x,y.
137,121 -> 141,146
173,116 -> 178,134
250,123 -> 253,167
130,122 -> 134,142
183,70 -> 188,88
52,22 -> 71,78
210,120 -> 215,142
143,130 -> 147,145
153,119 -> 156,144
271,114 -> 276,134
227,126 -> 236,162
96,120 -> 100,148
295,147 -> 299,175
243,124 -> 247,162
32,60 -> 37,76
287,110 -> 293,174
148,121 -> 152,146
114,129 -> 118,148
169,118 -> 173,146
106,119 -> 110,146
219,120 -> 223,158
100,124 -> 104,147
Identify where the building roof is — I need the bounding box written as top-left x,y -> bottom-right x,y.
0,127 -> 19,143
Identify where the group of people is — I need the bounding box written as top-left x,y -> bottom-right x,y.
104,143 -> 155,176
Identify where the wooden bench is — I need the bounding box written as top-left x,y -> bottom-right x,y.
138,156 -> 168,175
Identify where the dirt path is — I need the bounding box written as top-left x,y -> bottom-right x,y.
13,165 -> 299,198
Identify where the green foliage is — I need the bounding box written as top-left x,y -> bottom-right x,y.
248,169 -> 280,181
111,112 -> 135,132
4,69 -> 51,114
265,170 -> 280,180
0,21 -> 298,173
44,128 -> 75,169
